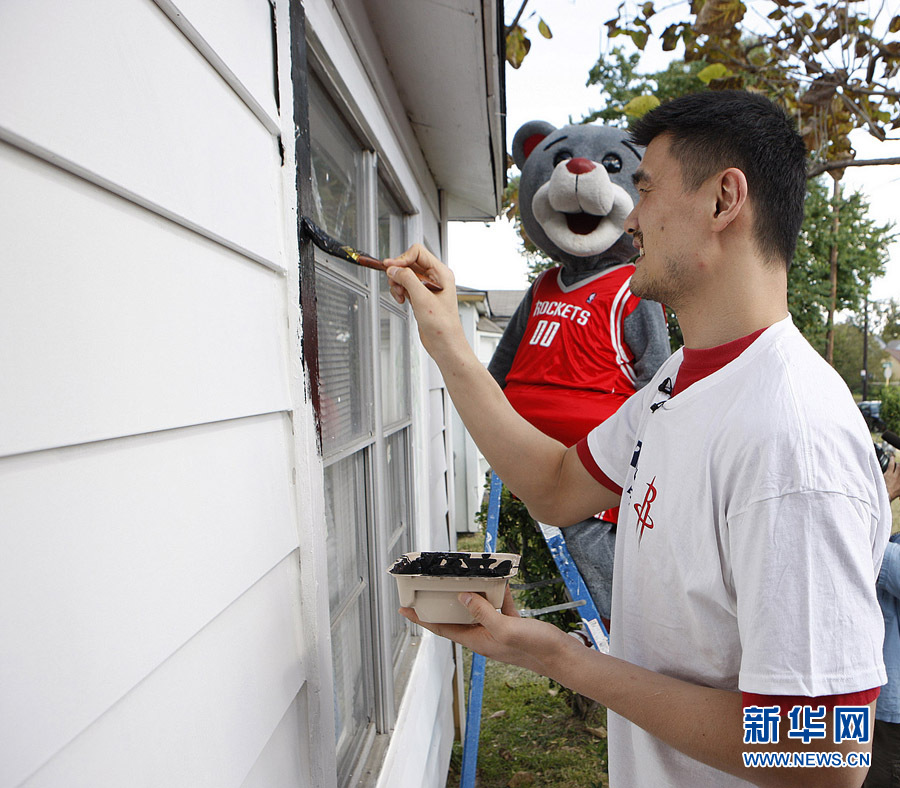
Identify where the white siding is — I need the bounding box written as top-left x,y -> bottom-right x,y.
0,142 -> 289,458
374,634 -> 455,788
240,689 -> 314,788
0,0 -> 314,785
17,556 -> 304,788
0,414 -> 298,785
0,0 -> 283,269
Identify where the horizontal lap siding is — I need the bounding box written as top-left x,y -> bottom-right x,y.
240,689 -> 314,788
154,0 -> 280,131
18,555 -> 305,788
0,414 -> 300,786
0,142 -> 290,458
0,0 -> 309,786
0,0 -> 283,269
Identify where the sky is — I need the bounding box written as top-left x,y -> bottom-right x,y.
447,0 -> 900,303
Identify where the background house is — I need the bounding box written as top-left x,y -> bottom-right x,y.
0,2 -> 504,787
453,286 -> 527,533
883,340 -> 900,386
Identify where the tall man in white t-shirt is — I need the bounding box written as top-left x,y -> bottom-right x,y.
386,90 -> 891,787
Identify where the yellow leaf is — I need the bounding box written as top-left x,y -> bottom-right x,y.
506,26 -> 531,69
697,63 -> 731,84
624,95 -> 661,117
538,18 -> 552,39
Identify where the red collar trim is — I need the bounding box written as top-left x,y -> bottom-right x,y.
671,327 -> 767,397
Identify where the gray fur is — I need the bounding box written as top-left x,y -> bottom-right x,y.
491,120 -> 674,622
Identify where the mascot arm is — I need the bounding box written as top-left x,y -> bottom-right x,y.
487,284 -> 535,387
623,298 -> 670,390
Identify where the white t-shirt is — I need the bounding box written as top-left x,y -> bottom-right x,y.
582,316 -> 890,787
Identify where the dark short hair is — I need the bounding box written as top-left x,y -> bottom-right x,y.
629,90 -> 807,269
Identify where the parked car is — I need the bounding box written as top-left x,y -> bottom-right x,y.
858,400 -> 885,432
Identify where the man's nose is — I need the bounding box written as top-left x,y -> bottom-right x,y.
624,205 -> 638,235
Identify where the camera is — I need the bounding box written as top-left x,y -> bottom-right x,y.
876,430 -> 900,473
876,443 -> 892,473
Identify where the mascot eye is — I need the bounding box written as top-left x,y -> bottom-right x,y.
602,154 -> 623,173
553,150 -> 573,167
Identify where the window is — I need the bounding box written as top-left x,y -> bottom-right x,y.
308,76 -> 414,787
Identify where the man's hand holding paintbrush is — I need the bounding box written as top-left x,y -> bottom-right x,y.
385,244 -> 469,360
301,217 -> 442,292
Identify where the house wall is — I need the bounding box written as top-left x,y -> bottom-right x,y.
0,1 -> 458,786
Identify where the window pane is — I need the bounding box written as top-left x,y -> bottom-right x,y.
324,454 -> 368,614
380,307 -> 410,427
332,596 -> 372,782
324,453 -> 374,784
384,429 -> 412,660
317,273 -> 373,453
309,78 -> 365,282
377,179 -> 405,295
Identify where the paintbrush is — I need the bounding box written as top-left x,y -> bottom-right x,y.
300,217 -> 443,292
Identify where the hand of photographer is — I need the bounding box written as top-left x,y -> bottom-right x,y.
886,456 -> 900,502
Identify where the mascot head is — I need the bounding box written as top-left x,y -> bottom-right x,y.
513,121 -> 643,270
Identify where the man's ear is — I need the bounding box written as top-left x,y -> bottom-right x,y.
712,168 -> 748,231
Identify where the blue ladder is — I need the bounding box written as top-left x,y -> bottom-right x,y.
459,472 -> 609,788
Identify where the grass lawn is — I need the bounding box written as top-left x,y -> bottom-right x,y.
446,651 -> 610,788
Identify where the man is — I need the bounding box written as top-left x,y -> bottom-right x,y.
386,91 -> 890,787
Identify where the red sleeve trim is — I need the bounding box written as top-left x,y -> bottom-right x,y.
742,687 -> 880,714
576,437 -> 623,495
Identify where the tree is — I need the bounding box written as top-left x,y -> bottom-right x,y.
605,0 -> 900,173
583,47 -> 712,125
873,298 -> 900,343
789,178 -> 895,351
830,320 -> 888,396
606,0 -> 900,362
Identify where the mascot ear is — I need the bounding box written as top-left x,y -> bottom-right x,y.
512,120 -> 557,170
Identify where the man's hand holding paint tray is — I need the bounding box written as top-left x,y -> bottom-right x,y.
388,551 -> 520,624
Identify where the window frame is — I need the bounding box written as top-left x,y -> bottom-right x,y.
306,70 -> 418,787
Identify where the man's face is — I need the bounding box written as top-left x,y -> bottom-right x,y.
625,135 -> 706,310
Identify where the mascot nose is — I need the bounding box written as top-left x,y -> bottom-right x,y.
566,157 -> 596,175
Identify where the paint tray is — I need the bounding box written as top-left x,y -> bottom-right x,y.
388,551 -> 520,624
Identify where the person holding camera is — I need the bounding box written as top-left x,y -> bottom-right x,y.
866,453 -> 900,788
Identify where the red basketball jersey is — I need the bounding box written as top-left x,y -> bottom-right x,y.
503,264 -> 639,447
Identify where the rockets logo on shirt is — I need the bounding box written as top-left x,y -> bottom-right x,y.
634,475 -> 658,542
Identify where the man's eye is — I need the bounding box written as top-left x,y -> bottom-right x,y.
602,154 -> 623,173
553,150 -> 573,167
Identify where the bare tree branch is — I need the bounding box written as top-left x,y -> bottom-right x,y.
808,156 -> 900,177
505,0 -> 530,36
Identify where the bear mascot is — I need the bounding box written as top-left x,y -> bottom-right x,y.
488,120 -> 671,624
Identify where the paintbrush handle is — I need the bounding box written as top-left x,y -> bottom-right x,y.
358,254 -> 443,292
